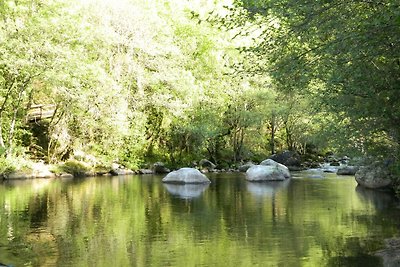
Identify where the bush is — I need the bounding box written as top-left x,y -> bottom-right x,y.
0,157 -> 16,176
60,160 -> 89,177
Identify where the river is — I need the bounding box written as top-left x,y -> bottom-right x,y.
0,172 -> 399,266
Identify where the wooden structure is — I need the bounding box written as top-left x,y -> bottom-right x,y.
27,104 -> 56,122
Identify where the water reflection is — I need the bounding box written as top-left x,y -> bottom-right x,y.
355,185 -> 396,210
0,173 -> 399,266
246,179 -> 290,197
163,183 -> 209,199
302,168 -> 325,178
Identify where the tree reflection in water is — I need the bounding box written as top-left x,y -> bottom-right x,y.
0,173 -> 399,266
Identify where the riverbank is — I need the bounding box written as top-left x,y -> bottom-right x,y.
0,158 -> 243,180
1,154 -> 399,200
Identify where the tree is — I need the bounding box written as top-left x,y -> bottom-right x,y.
214,0 -> 400,159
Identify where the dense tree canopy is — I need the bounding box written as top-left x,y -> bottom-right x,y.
226,0 -> 400,158
0,0 -> 399,177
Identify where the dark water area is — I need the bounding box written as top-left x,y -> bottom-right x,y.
0,172 -> 399,266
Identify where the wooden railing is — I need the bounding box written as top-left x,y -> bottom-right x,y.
27,104 -> 56,122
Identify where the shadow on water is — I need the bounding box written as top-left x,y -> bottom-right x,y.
327,254 -> 382,267
355,185 -> 398,210
163,183 -> 210,199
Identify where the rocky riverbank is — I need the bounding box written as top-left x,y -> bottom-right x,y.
1,151 -> 399,199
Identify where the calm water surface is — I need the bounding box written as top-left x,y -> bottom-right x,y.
0,172 -> 399,266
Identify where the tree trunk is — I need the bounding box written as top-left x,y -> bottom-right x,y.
0,119 -> 5,151
269,111 -> 278,155
285,121 -> 294,151
0,80 -> 16,150
7,86 -> 25,156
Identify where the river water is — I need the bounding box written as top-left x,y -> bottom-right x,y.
0,172 -> 399,266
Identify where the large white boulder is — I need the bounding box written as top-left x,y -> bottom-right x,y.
260,159 -> 291,178
246,165 -> 286,181
162,168 -> 211,184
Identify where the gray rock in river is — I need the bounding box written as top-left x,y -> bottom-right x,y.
260,159 -> 291,178
152,162 -> 170,174
199,159 -> 216,171
355,162 -> 394,189
162,167 -> 211,184
238,162 -> 255,172
110,168 -> 134,176
269,150 -> 301,167
139,169 -> 153,174
337,166 -> 359,176
246,165 -> 287,181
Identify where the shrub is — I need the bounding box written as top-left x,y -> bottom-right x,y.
0,157 -> 16,176
60,160 -> 89,177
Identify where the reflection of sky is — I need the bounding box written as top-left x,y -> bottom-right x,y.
163,183 -> 209,199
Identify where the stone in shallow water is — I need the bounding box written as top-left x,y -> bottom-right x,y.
355,163 -> 393,189
246,165 -> 286,181
110,168 -> 134,176
152,162 -> 170,174
162,167 -> 211,184
238,162 -> 255,172
259,159 -> 291,178
376,238 -> 400,267
337,166 -> 359,175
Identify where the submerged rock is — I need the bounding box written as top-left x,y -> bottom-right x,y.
376,238 -> 400,267
246,165 -> 286,181
162,168 -> 211,184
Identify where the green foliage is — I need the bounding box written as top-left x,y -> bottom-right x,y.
236,0 -> 400,156
4,0 -> 398,171
0,157 -> 16,175
390,160 -> 400,197
59,160 -> 89,177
